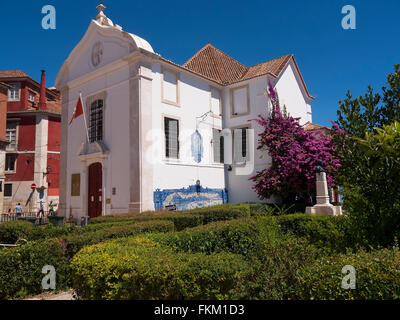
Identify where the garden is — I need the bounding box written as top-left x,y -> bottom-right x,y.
1,65 -> 400,301
0,203 -> 399,300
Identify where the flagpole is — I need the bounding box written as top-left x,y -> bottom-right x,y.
80,92 -> 90,144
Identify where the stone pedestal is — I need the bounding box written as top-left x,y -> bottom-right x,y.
306,172 -> 342,216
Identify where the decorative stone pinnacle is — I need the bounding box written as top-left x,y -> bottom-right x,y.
96,1 -> 114,26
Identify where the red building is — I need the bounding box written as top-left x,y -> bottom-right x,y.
0,70 -> 61,213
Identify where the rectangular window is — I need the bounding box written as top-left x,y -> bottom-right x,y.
164,117 -> 179,159
28,91 -> 35,102
162,70 -> 179,105
89,100 -> 103,143
213,129 -> 224,164
4,184 -> 12,197
6,122 -> 17,151
231,86 -> 249,116
8,83 -> 21,101
5,154 -> 17,172
234,128 -> 250,163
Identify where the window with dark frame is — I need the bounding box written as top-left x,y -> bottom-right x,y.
89,99 -> 103,143
234,127 -> 250,163
164,117 -> 179,159
241,128 -> 247,158
4,184 -> 12,197
213,129 -> 224,164
5,154 -> 17,172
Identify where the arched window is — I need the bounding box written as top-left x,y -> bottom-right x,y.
89,99 -> 103,143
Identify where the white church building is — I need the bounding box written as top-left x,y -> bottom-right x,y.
55,4 -> 315,219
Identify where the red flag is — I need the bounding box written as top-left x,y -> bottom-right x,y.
69,95 -> 84,125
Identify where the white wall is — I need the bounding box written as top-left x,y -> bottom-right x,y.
223,62 -> 313,203
151,64 -> 225,192
275,61 -> 313,124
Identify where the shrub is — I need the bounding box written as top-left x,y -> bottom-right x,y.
151,218 -> 273,257
296,247 -> 400,299
71,237 -> 251,300
188,205 -> 250,224
275,214 -> 353,252
0,238 -> 70,300
248,235 -> 323,300
0,221 -> 34,244
90,205 -> 250,230
64,220 -> 174,258
0,220 -> 173,300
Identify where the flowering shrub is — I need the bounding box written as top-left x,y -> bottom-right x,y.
250,82 -> 340,204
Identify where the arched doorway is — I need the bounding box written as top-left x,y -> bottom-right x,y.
88,162 -> 103,218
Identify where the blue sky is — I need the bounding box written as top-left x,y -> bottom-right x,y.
1,0 -> 399,126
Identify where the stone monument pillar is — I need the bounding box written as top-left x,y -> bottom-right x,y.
306,160 -> 342,216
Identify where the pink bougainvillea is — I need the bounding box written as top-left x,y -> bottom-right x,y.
250,82 -> 341,203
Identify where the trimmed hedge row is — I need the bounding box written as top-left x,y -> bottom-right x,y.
71,237 -> 251,300
0,220 -> 174,300
275,214 -> 353,252
296,247 -> 400,299
150,217 -> 275,256
0,238 -> 70,300
0,220 -> 77,244
90,205 -> 251,231
64,220 -> 174,258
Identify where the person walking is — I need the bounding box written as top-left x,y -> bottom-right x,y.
15,203 -> 22,218
49,201 -> 56,216
37,201 -> 45,219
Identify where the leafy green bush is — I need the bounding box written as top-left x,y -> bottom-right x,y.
91,205 -> 250,230
0,220 -> 174,300
71,237 -> 251,300
248,236 -> 323,299
0,221 -> 34,244
151,218 -> 272,256
0,238 -> 70,300
63,220 -> 174,258
276,214 -> 353,252
296,247 -> 400,299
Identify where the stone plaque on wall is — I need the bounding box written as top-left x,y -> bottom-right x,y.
71,174 -> 81,197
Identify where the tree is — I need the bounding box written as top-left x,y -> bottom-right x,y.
333,65 -> 400,246
250,82 -> 340,206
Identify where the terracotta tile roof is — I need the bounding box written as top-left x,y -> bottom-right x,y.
182,44 -> 314,99
183,43 -> 248,85
0,70 -> 31,79
241,54 -> 292,82
182,44 -> 296,87
304,122 -> 330,132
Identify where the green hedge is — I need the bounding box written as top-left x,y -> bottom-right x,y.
150,218 -> 273,256
275,214 -> 353,252
296,247 -> 400,299
0,221 -> 34,244
71,237 -> 251,300
0,220 -> 174,300
90,205 -> 250,231
0,238 -> 70,300
64,220 -> 174,258
0,221 -> 77,243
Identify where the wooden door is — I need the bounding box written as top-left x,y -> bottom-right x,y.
88,163 -> 103,218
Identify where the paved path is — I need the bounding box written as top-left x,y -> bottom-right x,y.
26,290 -> 76,300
